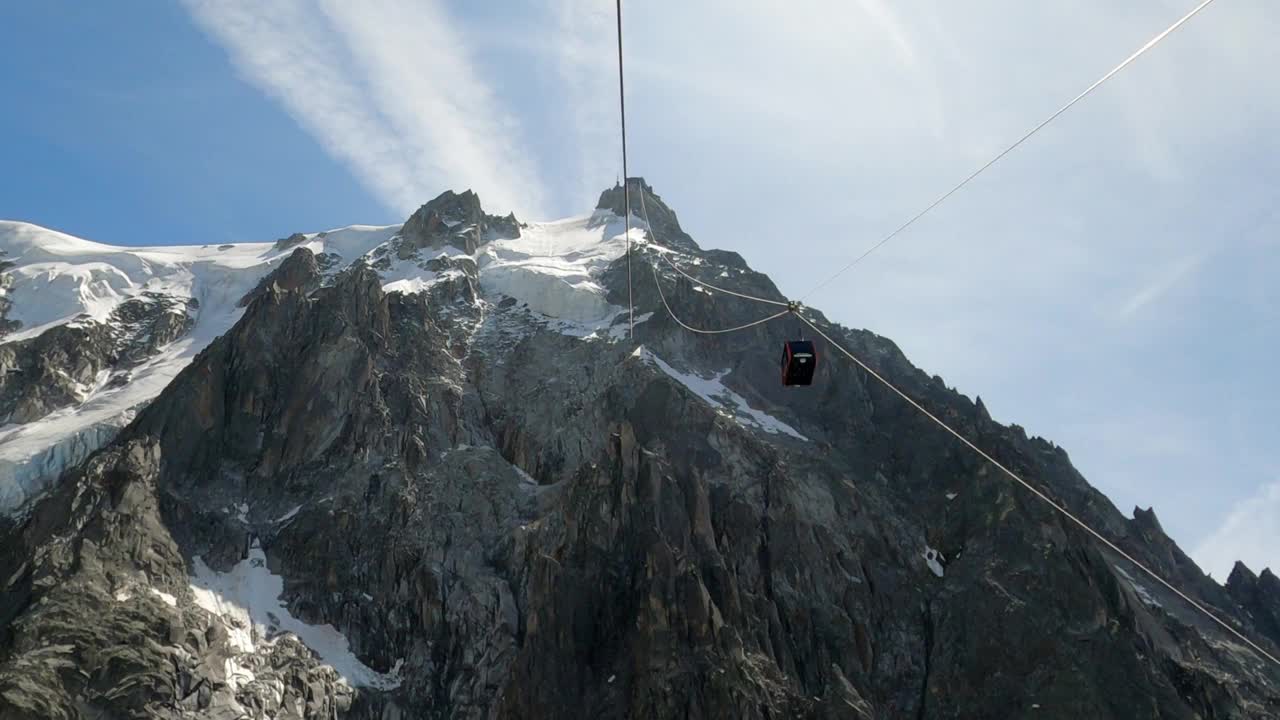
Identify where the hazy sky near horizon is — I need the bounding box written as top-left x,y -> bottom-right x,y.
1,1 -> 1277,579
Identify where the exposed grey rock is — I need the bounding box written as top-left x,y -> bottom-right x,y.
1228,563 -> 1280,650
0,252 -> 17,339
0,293 -> 196,425
1,184 -> 1277,719
238,247 -> 324,309
596,177 -> 699,252
398,190 -> 520,259
275,232 -> 310,252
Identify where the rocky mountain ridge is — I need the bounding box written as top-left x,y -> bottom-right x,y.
0,181 -> 1277,718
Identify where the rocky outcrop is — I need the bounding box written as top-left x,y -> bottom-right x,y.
1,184 -> 1278,718
1227,563 -> 1280,649
274,232 -> 310,252
0,253 -> 17,338
0,437 -> 370,719
238,247 -> 325,308
597,177 -> 699,252
0,293 -> 196,425
398,190 -> 520,258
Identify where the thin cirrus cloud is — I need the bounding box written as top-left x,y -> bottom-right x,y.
1115,250 -> 1209,319
182,0 -> 547,219
552,0 -> 618,211
1193,481 -> 1280,579
180,0 -> 1279,579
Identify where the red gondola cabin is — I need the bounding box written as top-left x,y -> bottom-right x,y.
781,340 -> 817,386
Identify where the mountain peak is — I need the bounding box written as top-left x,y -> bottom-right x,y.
595,176 -> 652,214
1132,505 -> 1165,535
1229,560 -> 1259,589
400,189 -> 520,257
596,178 -> 699,252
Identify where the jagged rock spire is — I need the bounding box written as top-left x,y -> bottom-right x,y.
400,189 -> 520,257
596,178 -> 699,252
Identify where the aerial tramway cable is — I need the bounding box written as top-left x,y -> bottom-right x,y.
612,0 -> 1276,669
615,0 -> 634,340
799,0 -> 1221,303
638,186 -> 790,308
621,1 -> 1221,313
650,262 -> 791,334
638,177 -> 790,333
798,312 -> 1280,668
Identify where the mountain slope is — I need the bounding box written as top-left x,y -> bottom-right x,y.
0,219 -> 401,513
0,182 -> 1277,719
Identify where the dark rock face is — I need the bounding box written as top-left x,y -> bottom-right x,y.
274,232 -> 310,252
399,190 -> 521,258
597,177 -> 700,252
0,439 -> 361,719
1228,564 -> 1280,649
1,185 -> 1278,718
238,247 -> 325,308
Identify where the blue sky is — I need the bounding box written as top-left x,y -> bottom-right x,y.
0,3 -> 389,244
2,0 -> 1277,579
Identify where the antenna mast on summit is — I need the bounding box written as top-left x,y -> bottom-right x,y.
615,0 -> 634,340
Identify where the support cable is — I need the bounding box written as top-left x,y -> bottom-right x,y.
798,311 -> 1280,668
636,181 -> 790,308
800,0 -> 1220,303
615,0 -> 634,339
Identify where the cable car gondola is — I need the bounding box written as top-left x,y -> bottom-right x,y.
781,340 -> 817,386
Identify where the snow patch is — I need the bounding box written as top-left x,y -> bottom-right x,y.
512,464 -> 537,486
606,312 -> 653,340
924,547 -> 945,578
149,588 -> 178,607
483,266 -> 613,323
73,369 -> 113,404
275,504 -> 303,524
637,348 -> 808,440
190,544 -> 401,689
477,213 -> 629,326
373,246 -> 472,297
1113,564 -> 1163,608
381,274 -> 440,295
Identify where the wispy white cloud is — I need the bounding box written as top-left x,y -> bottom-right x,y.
181,2 -> 416,210
1193,481 -> 1280,580
180,0 -> 1279,563
182,0 -> 545,218
551,0 -> 619,210
578,0 -> 1280,557
852,0 -> 918,67
1116,250 -> 1208,319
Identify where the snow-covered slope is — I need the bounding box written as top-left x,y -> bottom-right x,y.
0,221 -> 400,513
0,220 -> 403,343
480,212 -> 629,324
0,208 -> 641,515
190,540 -> 403,692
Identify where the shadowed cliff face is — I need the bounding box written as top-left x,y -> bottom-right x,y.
1,184 -> 1277,719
